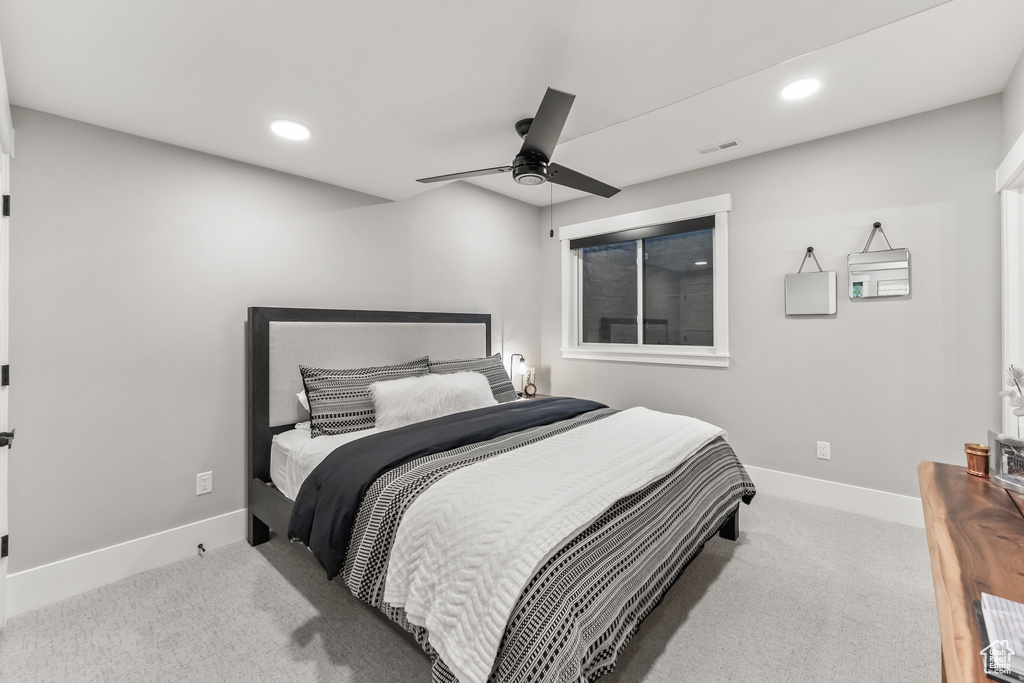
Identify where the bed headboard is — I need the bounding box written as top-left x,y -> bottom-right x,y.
246,307 -> 491,488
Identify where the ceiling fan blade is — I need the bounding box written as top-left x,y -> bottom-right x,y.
548,163 -> 620,198
519,88 -> 575,161
416,166 -> 512,183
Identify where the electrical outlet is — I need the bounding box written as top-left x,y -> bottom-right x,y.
816,441 -> 831,460
196,471 -> 213,495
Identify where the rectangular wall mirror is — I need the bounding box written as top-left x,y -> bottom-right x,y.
848,248 -> 910,299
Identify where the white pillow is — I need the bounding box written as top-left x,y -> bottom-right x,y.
297,391 -> 310,412
372,371 -> 497,431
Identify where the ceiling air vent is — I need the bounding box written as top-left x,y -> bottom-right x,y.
697,139 -> 742,155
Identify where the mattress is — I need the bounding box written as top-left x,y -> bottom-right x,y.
270,427 -> 378,500
271,398 -> 528,499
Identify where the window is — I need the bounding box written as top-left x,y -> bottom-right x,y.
560,195 -> 730,367
580,242 -> 638,343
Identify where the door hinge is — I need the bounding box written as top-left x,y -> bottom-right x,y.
1,535 -> 7,559
1,364 -> 8,386
2,195 -> 8,217
0,429 -> 14,448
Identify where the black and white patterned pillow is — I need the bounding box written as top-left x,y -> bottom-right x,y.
300,357 -> 430,437
428,353 -> 518,404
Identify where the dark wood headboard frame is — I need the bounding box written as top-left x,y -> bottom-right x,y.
246,306 -> 492,545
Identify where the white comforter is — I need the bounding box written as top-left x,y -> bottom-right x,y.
383,407 -> 725,683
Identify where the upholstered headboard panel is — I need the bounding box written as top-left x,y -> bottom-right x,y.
268,320 -> 488,426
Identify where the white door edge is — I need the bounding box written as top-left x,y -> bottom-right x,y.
0,152 -> 10,627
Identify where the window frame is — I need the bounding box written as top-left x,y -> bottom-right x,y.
560,194 -> 731,367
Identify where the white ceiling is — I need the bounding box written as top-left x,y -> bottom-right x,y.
0,0 -> 1022,206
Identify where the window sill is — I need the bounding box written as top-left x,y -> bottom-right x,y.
560,346 -> 730,368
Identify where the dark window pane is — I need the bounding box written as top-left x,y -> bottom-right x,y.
581,242 -> 637,343
642,230 -> 713,346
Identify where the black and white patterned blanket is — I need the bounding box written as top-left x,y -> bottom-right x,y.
338,403 -> 755,683
291,397 -> 608,579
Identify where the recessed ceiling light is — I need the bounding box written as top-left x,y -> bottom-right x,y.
270,119 -> 311,141
781,78 -> 821,101
695,261 -> 708,266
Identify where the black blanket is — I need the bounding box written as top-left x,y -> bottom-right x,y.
288,396 -> 607,579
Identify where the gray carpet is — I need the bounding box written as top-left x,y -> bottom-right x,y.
0,494 -> 939,682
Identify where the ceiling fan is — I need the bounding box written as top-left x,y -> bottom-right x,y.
416,87 -> 620,198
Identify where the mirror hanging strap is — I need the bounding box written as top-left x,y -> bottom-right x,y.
861,221 -> 893,254
796,246 -> 823,274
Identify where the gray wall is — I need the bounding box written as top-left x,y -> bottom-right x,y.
8,107 -> 542,572
540,96 -> 1002,498
6,94 -> 1005,572
1004,47 -> 1024,156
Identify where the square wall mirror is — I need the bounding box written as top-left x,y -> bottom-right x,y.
848,248 -> 910,299
785,271 -> 837,315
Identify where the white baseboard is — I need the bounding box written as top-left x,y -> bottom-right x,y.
5,509 -> 245,620
744,466 -> 923,527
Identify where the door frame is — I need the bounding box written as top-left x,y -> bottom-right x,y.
1002,187 -> 1024,437
0,37 -> 13,627
999,128 -> 1024,438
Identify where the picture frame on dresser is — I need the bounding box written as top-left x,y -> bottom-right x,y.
988,430 -> 1024,495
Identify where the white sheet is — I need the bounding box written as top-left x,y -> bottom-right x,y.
270,399 -> 527,498
270,427 -> 378,500
382,407 -> 725,683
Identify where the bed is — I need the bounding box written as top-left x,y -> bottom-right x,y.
247,306 -> 755,683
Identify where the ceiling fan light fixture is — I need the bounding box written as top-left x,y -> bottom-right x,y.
270,119 -> 311,141
512,156 -> 548,186
781,78 -> 821,101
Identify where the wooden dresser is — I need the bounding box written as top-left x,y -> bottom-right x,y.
918,461 -> 1024,682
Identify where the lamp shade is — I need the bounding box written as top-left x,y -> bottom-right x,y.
509,354 -> 526,394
